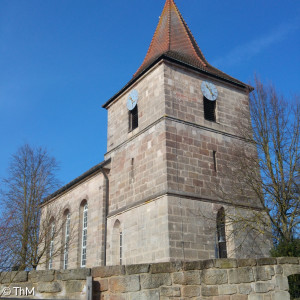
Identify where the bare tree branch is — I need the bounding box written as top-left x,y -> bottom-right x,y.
0,144 -> 64,270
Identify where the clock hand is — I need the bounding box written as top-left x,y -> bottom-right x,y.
205,83 -> 212,94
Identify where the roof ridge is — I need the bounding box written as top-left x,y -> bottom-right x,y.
133,1 -> 170,78
171,0 -> 207,67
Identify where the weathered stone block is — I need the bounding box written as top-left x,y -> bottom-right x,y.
183,260 -> 203,271
228,267 -> 254,284
92,266 -> 125,278
172,271 -> 200,285
257,258 -> 277,266
237,259 -> 257,267
254,266 -> 275,281
248,294 -> 263,300
65,280 -> 85,293
37,281 -> 61,293
231,295 -> 248,300
126,264 -> 150,275
218,284 -> 237,295
202,259 -> 215,269
215,259 -> 237,269
271,291 -> 290,300
212,296 -> 230,300
182,285 -> 201,297
201,285 -> 218,296
0,271 -> 28,284
103,293 -> 126,300
99,278 -> 108,292
282,264 -> 300,276
202,269 -> 227,285
109,275 -> 140,293
29,270 -> 54,283
274,275 -> 289,291
277,257 -> 299,264
150,261 -> 182,273
56,268 -> 91,281
140,273 -> 171,289
160,286 -> 181,297
238,283 -> 252,294
13,271 -> 28,283
128,289 -> 160,300
274,265 -> 283,274
253,282 -> 274,293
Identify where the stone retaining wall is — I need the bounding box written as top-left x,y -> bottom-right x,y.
92,257 -> 300,300
0,268 -> 90,299
1,258 -> 299,299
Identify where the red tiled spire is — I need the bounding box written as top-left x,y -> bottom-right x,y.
133,0 -> 246,87
134,0 -> 208,77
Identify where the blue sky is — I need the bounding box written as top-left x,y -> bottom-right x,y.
0,0 -> 299,187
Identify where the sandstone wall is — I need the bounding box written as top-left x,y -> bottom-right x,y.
164,62 -> 251,137
106,196 -> 170,266
2,258 -> 299,299
167,197 -> 271,262
165,118 -> 260,209
106,120 -> 167,213
105,63 -> 165,153
39,171 -> 106,270
92,257 -> 300,300
0,268 -> 90,299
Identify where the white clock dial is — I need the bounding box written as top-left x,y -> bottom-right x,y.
201,81 -> 218,101
127,89 -> 138,111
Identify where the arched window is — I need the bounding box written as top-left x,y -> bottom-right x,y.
63,211 -> 70,269
81,203 -> 88,267
48,219 -> 55,270
217,208 -> 227,258
112,220 -> 123,265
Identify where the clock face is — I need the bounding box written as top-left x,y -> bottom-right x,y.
127,89 -> 138,111
201,81 -> 218,101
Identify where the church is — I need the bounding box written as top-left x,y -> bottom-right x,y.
40,0 -> 271,270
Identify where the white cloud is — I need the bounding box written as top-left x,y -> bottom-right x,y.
212,20 -> 299,68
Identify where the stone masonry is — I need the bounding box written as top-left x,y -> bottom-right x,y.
1,258 -> 299,299
103,60 -> 271,265
39,171 -> 106,270
39,59 -> 271,270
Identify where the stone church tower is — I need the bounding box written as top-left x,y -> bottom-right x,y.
40,0 -> 271,270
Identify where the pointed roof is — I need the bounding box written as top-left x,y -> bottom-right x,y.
103,0 -> 249,109
133,0 -> 246,86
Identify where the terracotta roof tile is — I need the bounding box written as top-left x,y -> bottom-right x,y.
133,0 -> 246,87
102,1 -> 250,109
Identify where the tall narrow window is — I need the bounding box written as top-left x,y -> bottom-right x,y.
112,220 -> 122,265
48,222 -> 55,269
63,213 -> 70,269
213,150 -> 217,172
217,208 -> 227,258
119,231 -> 123,265
81,203 -> 88,267
203,97 -> 216,122
129,105 -> 138,131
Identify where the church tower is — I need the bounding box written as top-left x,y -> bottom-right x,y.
102,0 -> 270,265
39,0 -> 271,271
